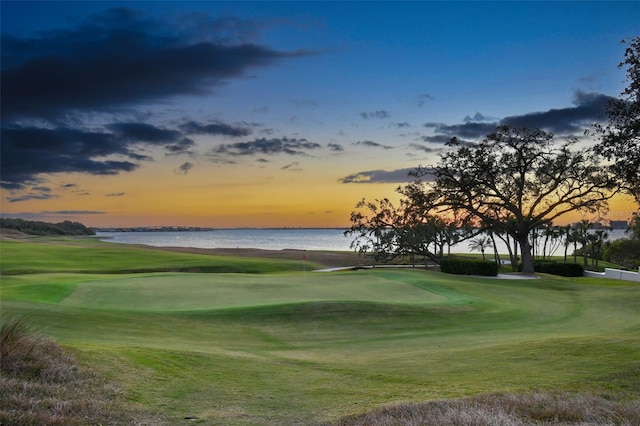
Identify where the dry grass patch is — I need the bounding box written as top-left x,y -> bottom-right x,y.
333,391 -> 640,426
0,317 -> 165,426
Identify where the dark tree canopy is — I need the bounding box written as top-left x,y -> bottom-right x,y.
0,218 -> 95,236
596,37 -> 640,202
345,197 -> 471,266
413,126 -> 616,273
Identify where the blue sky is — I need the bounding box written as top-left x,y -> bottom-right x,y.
1,1 -> 639,227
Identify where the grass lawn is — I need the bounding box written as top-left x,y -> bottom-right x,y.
1,238 -> 639,424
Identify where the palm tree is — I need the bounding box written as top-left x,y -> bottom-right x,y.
469,236 -> 493,261
573,220 -> 592,268
588,228 -> 609,268
562,225 -> 572,262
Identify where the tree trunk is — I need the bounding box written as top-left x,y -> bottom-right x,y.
520,237 -> 535,274
489,233 -> 500,265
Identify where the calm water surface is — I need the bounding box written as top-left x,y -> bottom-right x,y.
98,228 -> 628,254
97,229 -> 354,251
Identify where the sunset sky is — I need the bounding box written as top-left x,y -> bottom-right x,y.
1,1 -> 639,228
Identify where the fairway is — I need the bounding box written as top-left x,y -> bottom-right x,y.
1,239 -> 639,424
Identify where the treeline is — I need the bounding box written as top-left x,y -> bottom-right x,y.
0,218 -> 95,236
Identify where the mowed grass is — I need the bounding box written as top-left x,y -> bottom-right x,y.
0,238 -> 311,274
1,239 -> 639,424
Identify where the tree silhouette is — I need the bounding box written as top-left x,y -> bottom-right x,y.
595,37 -> 640,203
410,126 -> 616,273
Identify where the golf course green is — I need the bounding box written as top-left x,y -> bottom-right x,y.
1,237 -> 639,424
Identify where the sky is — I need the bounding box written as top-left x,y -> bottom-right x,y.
1,1 -> 639,228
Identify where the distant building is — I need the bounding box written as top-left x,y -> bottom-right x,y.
610,220 -> 628,230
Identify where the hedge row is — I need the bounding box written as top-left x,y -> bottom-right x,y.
439,258 -> 498,276
527,260 -> 584,277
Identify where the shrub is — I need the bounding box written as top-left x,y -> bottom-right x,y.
528,260 -> 584,277
439,258 -> 498,276
603,238 -> 640,269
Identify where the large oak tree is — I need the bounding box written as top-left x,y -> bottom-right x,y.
596,37 -> 640,202
411,126 -> 616,273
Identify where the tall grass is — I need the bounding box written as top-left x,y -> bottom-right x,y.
0,317 -> 42,369
333,391 -> 640,425
0,317 -> 165,425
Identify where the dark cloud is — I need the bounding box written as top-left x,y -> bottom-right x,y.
394,122 -> 411,128
463,112 -> 497,123
327,143 -> 344,152
214,137 -> 321,156
0,121 -> 210,190
108,122 -> 182,143
0,8 -> 311,197
418,134 -> 455,144
175,162 -> 194,175
360,110 -> 390,119
354,140 -> 394,149
179,120 -> 252,137
339,168 -> 420,184
61,183 -> 90,195
422,91 -> 613,141
6,186 -> 56,203
426,122 -> 498,139
1,8 -> 309,121
166,138 -> 196,154
281,162 -> 302,171
1,125 -> 140,190
500,91 -> 612,134
106,192 -> 125,197
408,143 -> 442,154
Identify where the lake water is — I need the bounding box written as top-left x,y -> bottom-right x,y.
97,229 -> 354,252
97,228 -> 628,255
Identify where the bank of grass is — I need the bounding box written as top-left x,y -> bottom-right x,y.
0,238 -> 315,274
1,238 -> 639,424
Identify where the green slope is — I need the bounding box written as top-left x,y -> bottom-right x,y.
1,238 -> 638,424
